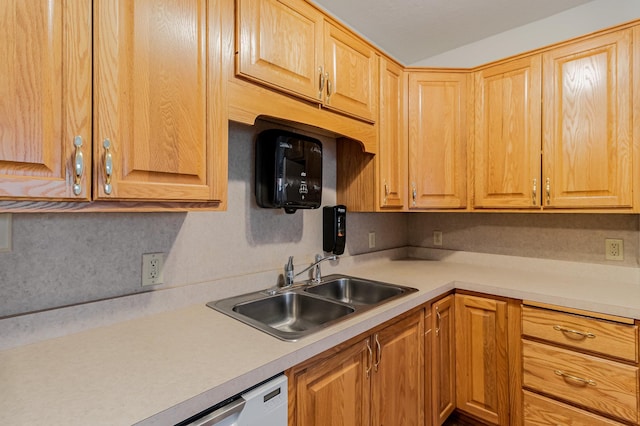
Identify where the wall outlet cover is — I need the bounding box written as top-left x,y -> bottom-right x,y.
605,238 -> 624,261
142,253 -> 165,286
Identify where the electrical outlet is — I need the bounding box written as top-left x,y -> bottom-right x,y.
142,253 -> 165,286
368,232 -> 376,249
605,239 -> 624,261
433,231 -> 443,246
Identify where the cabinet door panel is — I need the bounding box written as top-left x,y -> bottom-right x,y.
236,0 -> 323,102
432,295 -> 455,425
474,56 -> 541,208
408,72 -> 467,209
372,312 -> 424,426
95,0 -> 218,201
0,0 -> 91,200
324,22 -> 377,122
293,339 -> 371,426
542,30 -> 632,208
378,58 -> 406,210
455,294 -> 509,425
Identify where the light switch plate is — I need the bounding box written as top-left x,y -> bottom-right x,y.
0,214 -> 12,252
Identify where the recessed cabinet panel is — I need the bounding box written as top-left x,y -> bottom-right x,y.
474,56 -> 541,208
542,30 -> 633,208
0,0 -> 91,200
408,72 -> 467,209
236,0 -> 323,101
95,0 -> 218,201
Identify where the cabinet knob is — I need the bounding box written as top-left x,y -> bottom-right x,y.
72,136 -> 84,196
103,139 -> 113,195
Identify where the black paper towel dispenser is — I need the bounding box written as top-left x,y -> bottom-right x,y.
255,129 -> 322,214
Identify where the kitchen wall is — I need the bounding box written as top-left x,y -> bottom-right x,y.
0,121 -> 407,318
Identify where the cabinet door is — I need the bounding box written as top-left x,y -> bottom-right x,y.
432,295 -> 455,425
324,22 -> 378,122
542,30 -> 633,208
236,0 -> 324,103
474,56 -> 542,209
378,57 -> 407,210
408,72 -> 467,209
94,0 -> 223,202
455,294 -> 509,425
371,311 -> 424,426
0,0 -> 91,201
293,339 -> 371,426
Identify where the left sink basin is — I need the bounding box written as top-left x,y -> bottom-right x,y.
208,292 -> 355,341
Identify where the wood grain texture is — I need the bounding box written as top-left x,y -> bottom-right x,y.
542,30 -> 633,208
523,390 -> 626,425
522,305 -> 638,362
377,57 -> 407,210
522,340 -> 639,423
236,0 -> 323,102
0,0 -> 91,200
371,311 -> 424,426
432,295 -> 456,425
336,137 -> 376,212
94,0 -> 222,201
473,56 -> 541,209
455,294 -> 509,425
408,71 -> 468,209
634,25 -> 640,213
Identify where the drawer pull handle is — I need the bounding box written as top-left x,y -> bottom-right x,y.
553,325 -> 595,339
554,370 -> 597,387
365,339 -> 373,379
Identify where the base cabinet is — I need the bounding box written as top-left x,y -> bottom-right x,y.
287,311 -> 424,426
430,294 -> 456,425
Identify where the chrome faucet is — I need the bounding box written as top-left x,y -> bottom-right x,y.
283,254 -> 338,287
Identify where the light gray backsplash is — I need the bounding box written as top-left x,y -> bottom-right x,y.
0,121 -> 404,318
408,213 -> 640,267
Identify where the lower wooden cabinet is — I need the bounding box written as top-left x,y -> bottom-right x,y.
430,294 -> 456,425
287,310 -> 424,426
523,390 -> 627,426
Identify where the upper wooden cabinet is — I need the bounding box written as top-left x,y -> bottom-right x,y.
408,71 -> 468,209
236,0 -> 378,122
0,0 -> 92,201
94,0 -> 226,202
473,56 -> 542,209
378,57 -> 407,210
542,29 -> 633,209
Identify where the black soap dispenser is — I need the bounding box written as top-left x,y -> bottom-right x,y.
323,205 -> 346,255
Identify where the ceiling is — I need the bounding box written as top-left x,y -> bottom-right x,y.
312,0 -> 595,65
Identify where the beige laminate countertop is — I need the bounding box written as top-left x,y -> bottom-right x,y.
1,249 -> 639,425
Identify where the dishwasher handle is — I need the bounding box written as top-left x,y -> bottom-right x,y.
185,398 -> 246,426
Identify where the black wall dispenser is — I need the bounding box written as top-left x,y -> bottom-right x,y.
323,205 -> 346,255
255,129 -> 322,214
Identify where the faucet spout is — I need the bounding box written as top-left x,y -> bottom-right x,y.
282,254 -> 338,287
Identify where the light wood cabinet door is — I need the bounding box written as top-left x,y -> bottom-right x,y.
432,295 -> 455,425
455,294 -> 509,425
292,338 -> 371,426
474,56 -> 542,209
94,0 -> 224,202
542,30 -> 633,208
0,0 -> 92,201
371,312 -> 424,426
323,21 -> 378,122
236,0 -> 323,102
408,72 -> 467,209
378,57 -> 407,210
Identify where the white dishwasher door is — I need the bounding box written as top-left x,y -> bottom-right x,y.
184,374 -> 287,426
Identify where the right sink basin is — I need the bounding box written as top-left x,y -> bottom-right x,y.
304,274 -> 416,305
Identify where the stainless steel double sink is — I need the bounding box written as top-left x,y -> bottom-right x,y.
207,274 -> 418,341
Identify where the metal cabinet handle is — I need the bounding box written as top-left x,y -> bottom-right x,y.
554,370 -> 597,387
411,182 -> 417,206
366,340 -> 373,378
72,136 -> 84,196
103,139 -> 113,195
325,73 -> 332,101
545,177 -> 550,205
435,306 -> 441,336
318,66 -> 325,100
532,178 -> 537,206
373,333 -> 382,372
383,180 -> 389,204
553,325 -> 595,339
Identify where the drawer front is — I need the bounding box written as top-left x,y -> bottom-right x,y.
522,340 -> 639,423
523,390 -> 626,425
522,306 -> 638,362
